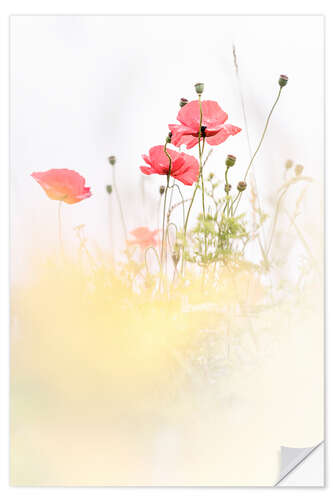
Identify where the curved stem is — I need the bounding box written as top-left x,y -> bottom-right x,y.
183,184 -> 199,237
222,166 -> 230,216
144,245 -> 161,274
233,86 -> 283,214
167,222 -> 178,253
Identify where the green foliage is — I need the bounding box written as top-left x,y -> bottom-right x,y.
180,172 -> 250,266
183,212 -> 248,265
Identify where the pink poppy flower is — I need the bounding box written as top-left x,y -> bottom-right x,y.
31,169 -> 92,204
127,227 -> 160,250
168,100 -> 241,149
140,145 -> 199,186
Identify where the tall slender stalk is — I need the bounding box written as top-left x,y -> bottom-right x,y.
198,97 -> 207,259
223,166 -> 230,216
160,142 -> 172,285
112,165 -> 127,239
232,86 -> 283,215
144,245 -> 161,275
232,43 -> 268,254
182,96 -> 206,272
183,184 -> 198,238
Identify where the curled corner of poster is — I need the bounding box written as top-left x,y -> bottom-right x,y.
276,442 -> 325,487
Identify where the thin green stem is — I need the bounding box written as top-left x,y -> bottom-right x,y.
167,222 -> 178,252
266,187 -> 288,257
167,178 -> 176,215
183,184 -> 198,237
160,142 -> 172,285
232,44 -> 269,269
181,183 -> 198,275
222,166 -> 230,216
197,97 -> 207,260
172,184 -> 185,227
112,165 -> 127,239
144,245 -> 161,275
181,100 -> 210,274
233,86 -> 283,214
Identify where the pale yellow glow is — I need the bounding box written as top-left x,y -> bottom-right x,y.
11,254 -> 323,485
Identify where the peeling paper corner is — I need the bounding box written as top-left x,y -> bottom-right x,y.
276,442 -> 324,486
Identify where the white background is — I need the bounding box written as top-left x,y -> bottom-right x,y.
10,14 -> 323,278
0,1 -> 331,499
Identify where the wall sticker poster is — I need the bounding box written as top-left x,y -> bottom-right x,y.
10,15 -> 324,486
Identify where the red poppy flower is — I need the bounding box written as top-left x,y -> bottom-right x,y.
31,169 -> 92,204
140,145 -> 199,186
168,100 -> 241,149
127,227 -> 160,249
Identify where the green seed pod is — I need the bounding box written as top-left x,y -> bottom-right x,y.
108,155 -> 116,166
179,97 -> 189,107
237,181 -> 247,192
106,184 -> 112,195
225,154 -> 236,167
224,183 -> 232,193
194,82 -> 204,95
279,74 -> 288,87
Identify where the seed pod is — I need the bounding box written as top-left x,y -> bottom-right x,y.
179,97 -> 189,107
225,154 -> 236,167
106,184 -> 112,195
108,155 -> 116,166
159,185 -> 166,196
237,181 -> 247,192
194,82 -> 204,95
279,74 -> 288,87
224,183 -> 232,193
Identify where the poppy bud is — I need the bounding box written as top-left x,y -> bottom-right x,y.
179,97 -> 189,107
194,82 -> 204,95
295,164 -> 304,176
159,185 -> 165,196
108,155 -> 116,166
279,74 -> 288,87
237,181 -> 247,192
224,183 -> 232,193
285,159 -> 293,169
106,184 -> 112,195
225,154 -> 236,167
165,132 -> 172,144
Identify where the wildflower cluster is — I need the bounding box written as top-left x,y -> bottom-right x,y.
31,75 -> 293,294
